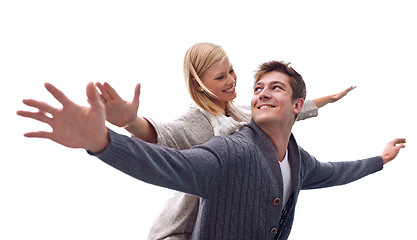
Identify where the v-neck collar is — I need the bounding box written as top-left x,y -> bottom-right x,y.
245,119 -> 301,196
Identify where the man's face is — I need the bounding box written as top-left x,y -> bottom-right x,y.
251,71 -> 302,128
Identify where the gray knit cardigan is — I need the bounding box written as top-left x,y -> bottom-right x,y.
146,101 -> 318,240
92,120 -> 383,240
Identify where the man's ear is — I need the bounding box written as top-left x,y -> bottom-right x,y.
192,78 -> 203,91
293,98 -> 304,114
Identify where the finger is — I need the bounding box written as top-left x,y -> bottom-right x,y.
22,99 -> 57,114
392,138 -> 406,145
346,86 -> 357,92
87,82 -> 104,109
17,110 -> 53,125
24,131 -> 52,139
133,83 -> 141,104
44,83 -> 72,106
95,82 -> 104,95
393,144 -> 406,156
103,82 -> 121,100
338,86 -> 355,95
94,83 -> 106,102
95,82 -> 112,102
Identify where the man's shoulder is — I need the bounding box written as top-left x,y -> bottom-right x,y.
199,126 -> 256,154
229,125 -> 256,142
287,135 -> 316,167
296,145 -> 314,160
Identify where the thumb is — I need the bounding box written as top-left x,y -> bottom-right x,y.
133,83 -> 141,104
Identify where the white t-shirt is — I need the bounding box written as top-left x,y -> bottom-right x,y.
279,149 -> 291,207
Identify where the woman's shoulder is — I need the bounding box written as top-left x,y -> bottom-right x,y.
145,104 -> 214,149
179,103 -> 213,124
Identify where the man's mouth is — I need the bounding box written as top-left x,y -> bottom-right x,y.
257,104 -> 276,109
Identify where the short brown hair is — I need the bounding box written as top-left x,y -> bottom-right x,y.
254,61 -> 306,101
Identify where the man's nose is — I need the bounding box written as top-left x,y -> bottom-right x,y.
259,88 -> 271,99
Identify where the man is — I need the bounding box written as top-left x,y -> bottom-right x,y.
17,61 -> 405,240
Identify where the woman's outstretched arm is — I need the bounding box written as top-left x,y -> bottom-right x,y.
312,86 -> 356,108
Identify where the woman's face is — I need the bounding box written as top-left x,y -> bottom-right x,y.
200,57 -> 237,109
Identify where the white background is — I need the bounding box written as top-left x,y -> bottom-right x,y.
2,0 -> 416,239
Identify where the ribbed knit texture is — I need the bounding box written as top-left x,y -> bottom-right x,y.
191,134 -> 281,239
146,101 -> 318,240
92,119 -> 383,240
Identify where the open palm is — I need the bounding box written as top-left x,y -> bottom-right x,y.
17,82 -> 108,153
96,82 -> 140,127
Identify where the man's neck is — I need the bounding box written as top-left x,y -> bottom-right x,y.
259,123 -> 293,162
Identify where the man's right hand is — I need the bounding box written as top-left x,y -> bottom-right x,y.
17,82 -> 109,153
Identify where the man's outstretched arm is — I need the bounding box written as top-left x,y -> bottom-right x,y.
90,129 -> 222,197
301,138 -> 406,190
17,83 -> 222,196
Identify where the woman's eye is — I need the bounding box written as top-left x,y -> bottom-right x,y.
254,87 -> 261,93
216,75 -> 224,80
229,69 -> 234,74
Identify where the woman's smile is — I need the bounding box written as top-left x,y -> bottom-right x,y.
223,84 -> 236,94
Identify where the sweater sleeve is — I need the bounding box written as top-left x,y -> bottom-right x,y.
90,129 -> 223,198
145,106 -> 214,150
297,99 -> 318,121
300,148 -> 384,190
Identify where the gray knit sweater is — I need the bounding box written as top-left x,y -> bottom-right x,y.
92,120 -> 383,240
146,101 -> 318,240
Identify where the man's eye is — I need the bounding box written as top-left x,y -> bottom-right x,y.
254,87 -> 261,92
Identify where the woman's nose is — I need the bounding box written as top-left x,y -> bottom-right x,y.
227,74 -> 236,85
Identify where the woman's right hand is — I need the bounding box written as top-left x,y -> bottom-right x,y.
95,82 -> 141,127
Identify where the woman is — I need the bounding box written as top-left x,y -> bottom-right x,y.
96,42 -> 355,239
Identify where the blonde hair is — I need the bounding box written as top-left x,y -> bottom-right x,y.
184,42 -> 234,116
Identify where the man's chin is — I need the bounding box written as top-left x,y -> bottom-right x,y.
253,116 -> 275,126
